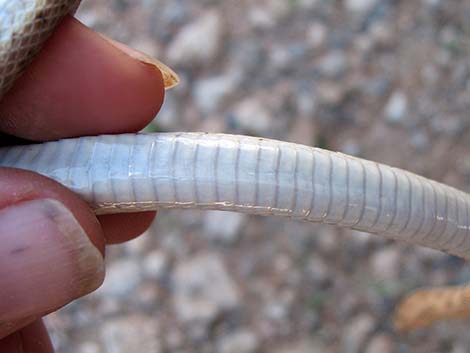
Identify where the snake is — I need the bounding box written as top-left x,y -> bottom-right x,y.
1,0 -> 469,332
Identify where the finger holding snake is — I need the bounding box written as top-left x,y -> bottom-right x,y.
0,4 -> 173,351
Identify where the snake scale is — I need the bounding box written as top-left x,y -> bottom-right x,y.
1,0 -> 469,331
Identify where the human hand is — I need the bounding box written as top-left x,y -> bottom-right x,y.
0,16 -> 166,352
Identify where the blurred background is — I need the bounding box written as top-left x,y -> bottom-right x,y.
45,0 -> 470,352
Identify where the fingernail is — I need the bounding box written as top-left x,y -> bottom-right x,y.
0,199 -> 104,323
101,35 -> 180,89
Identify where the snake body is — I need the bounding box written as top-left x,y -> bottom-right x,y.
1,0 -> 469,331
1,132 -> 470,262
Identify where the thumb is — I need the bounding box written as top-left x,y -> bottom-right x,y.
0,198 -> 104,338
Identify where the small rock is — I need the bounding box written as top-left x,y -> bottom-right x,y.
295,88 -> 317,117
317,82 -> 346,105
264,300 -> 289,322
364,334 -> 393,353
194,71 -> 240,114
248,6 -> 276,29
451,343 -> 469,353
101,316 -> 160,353
160,1 -> 187,25
306,257 -> 330,285
230,97 -> 273,134
164,329 -> 185,351
410,131 -> 430,151
248,0 -> 290,29
153,94 -> 178,130
315,226 -> 339,254
123,233 -> 151,256
369,23 -> 394,47
275,340 -> 327,353
269,45 -> 295,71
341,314 -> 375,353
167,10 -> 223,67
143,250 -> 168,279
359,77 -> 390,97
430,115 -> 464,137
345,0 -> 379,15
229,39 -> 264,75
173,253 -> 240,324
424,0 -> 442,6
306,22 -> 327,49
318,50 -> 348,79
297,0 -> 322,11
340,140 -> 361,156
288,117 -> 316,146
77,342 -> 102,353
203,210 -> 246,243
129,37 -> 161,58
217,330 -> 260,353
455,154 -> 470,177
384,91 -> 408,123
97,259 -> 141,298
370,247 -> 401,281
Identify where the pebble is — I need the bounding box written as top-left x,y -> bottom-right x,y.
297,0 -> 322,11
275,340 -> 327,353
172,253 -> 240,324
345,0 -> 379,15
268,45 -> 296,71
306,257 -> 330,285
364,334 -> 393,353
101,316 -> 161,353
359,77 -> 390,97
153,93 -> 178,130
295,87 -> 317,117
451,343 -> 469,353
77,342 -> 101,353
384,91 -> 408,123
370,247 -> 401,281
123,233 -> 151,256
97,259 -> 142,298
160,1 -> 188,25
318,50 -> 348,79
143,250 -> 168,279
410,131 -> 430,151
430,115 -> 464,137
306,22 -> 327,49
316,82 -> 346,105
455,154 -> 470,177
193,71 -> 240,114
248,0 -> 290,29
230,97 -> 273,134
217,330 -> 260,353
288,117 -> 316,145
203,210 -> 247,244
341,314 -> 375,353
340,140 -> 361,156
167,10 -> 223,67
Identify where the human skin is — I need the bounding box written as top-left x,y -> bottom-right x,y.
0,16 -> 165,352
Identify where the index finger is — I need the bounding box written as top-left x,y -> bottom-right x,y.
0,16 -> 166,141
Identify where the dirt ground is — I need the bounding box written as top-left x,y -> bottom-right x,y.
45,1 -> 470,352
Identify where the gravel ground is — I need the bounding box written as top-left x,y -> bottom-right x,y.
45,1 -> 470,352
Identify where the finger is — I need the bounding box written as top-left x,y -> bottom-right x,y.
0,319 -> 53,353
0,169 -> 105,338
0,168 -> 104,251
0,16 -> 165,141
0,15 -> 166,243
98,212 -> 156,244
